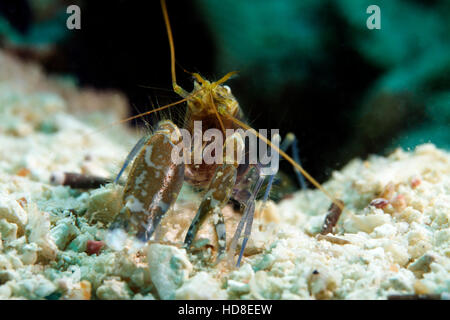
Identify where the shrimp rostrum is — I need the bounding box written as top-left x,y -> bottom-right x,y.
109,0 -> 344,267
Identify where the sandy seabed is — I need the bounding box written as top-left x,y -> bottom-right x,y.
0,51 -> 449,300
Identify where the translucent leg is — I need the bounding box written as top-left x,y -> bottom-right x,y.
262,175 -> 276,203
280,133 -> 307,190
261,133 -> 281,205
230,132 -> 306,267
114,135 -> 150,184
184,131 -> 244,263
236,200 -> 256,267
228,174 -> 265,267
184,163 -> 237,262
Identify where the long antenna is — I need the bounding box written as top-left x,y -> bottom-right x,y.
161,0 -> 178,91
222,113 -> 345,211
83,0 -> 189,139
83,96 -> 190,138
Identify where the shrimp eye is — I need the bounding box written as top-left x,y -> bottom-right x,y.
223,85 -> 231,94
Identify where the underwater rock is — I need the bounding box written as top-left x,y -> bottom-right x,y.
175,272 -> 226,300
0,194 -> 28,231
147,244 -> 192,300
26,206 -> 58,262
96,278 -> 132,300
85,183 -> 123,225
66,280 -> 92,300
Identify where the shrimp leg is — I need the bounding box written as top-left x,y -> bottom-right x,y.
280,133 -> 307,190
184,132 -> 244,262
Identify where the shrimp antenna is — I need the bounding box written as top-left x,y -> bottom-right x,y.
82,0 -> 194,139
83,97 -> 190,138
161,0 -> 180,92
222,113 -> 345,211
84,84 -> 207,138
161,0 -> 229,136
